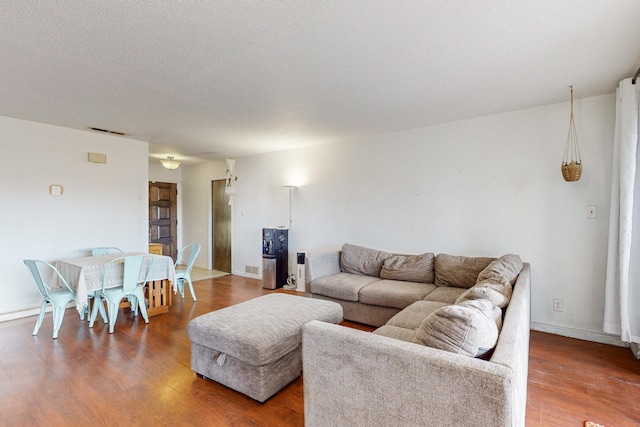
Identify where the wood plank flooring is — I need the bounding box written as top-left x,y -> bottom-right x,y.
526,330 -> 640,427
0,275 -> 638,426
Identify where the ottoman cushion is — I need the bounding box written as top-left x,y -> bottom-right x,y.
188,294 -> 343,366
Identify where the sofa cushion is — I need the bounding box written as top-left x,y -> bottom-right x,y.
380,253 -> 435,283
310,272 -> 381,302
422,286 -> 466,304
386,300 -> 448,330
358,280 -> 437,310
477,254 -> 523,285
455,277 -> 513,308
413,299 -> 502,357
340,243 -> 393,277
372,324 -> 416,343
434,254 -> 495,288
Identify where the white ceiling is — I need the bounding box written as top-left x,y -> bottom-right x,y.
1,1 -> 640,165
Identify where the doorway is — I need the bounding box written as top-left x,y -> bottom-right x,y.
212,180 -> 232,272
149,182 -> 177,260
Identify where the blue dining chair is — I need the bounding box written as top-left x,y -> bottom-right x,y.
23,259 -> 79,339
90,247 -> 123,256
175,243 -> 201,301
89,255 -> 153,334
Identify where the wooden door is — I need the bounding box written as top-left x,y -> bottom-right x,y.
149,182 -> 177,260
212,180 -> 231,272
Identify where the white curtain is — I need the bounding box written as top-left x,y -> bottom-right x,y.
604,78 -> 640,343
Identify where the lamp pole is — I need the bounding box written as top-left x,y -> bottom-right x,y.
284,185 -> 296,288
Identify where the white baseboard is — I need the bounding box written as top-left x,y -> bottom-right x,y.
0,306 -> 45,323
0,302 -> 76,323
232,270 -> 261,280
531,321 -> 629,348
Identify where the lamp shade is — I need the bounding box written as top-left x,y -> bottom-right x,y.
161,156 -> 180,170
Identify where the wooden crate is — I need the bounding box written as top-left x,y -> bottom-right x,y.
145,279 -> 172,316
148,243 -> 164,255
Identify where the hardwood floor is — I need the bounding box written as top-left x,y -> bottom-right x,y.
526,331 -> 640,427
1,275 -> 638,426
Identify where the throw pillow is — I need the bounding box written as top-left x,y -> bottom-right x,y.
434,254 -> 495,288
414,299 -> 501,358
477,254 -> 523,285
380,253 -> 435,283
340,243 -> 393,277
455,277 -> 513,308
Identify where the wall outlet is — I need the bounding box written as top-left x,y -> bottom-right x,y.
553,298 -> 563,312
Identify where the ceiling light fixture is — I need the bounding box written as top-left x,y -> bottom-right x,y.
161,156 -> 180,170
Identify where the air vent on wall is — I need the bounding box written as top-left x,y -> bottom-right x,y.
245,265 -> 259,275
88,127 -> 127,136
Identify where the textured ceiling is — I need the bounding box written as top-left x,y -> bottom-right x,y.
1,1 -> 640,165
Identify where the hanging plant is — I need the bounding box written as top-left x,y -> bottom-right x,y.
225,158 -> 238,205
562,86 -> 582,182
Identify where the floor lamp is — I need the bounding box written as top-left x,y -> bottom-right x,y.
283,185 -> 297,290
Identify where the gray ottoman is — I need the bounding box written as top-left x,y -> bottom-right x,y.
187,293 -> 343,402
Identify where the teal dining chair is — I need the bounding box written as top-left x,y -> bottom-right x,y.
23,259 -> 79,339
90,247 -> 123,256
85,248 -> 121,322
89,255 -> 153,334
175,243 -> 201,301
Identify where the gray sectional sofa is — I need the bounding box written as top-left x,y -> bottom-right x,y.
302,243 -> 531,427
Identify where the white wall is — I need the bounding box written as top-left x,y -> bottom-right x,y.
225,93 -> 617,343
181,160 -> 228,270
149,162 -> 182,184
0,116 -> 149,319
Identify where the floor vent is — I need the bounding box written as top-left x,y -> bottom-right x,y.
245,265 -> 259,275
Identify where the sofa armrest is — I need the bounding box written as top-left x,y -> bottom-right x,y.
490,263 -> 531,426
303,320 -> 520,427
305,251 -> 341,284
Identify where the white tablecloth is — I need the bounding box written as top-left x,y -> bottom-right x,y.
55,252 -> 176,314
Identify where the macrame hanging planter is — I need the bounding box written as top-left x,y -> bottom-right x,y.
561,86 -> 582,182
225,158 -> 238,205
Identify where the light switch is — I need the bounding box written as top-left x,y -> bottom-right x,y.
586,205 -> 597,219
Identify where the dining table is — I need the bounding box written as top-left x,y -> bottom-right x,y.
55,252 -> 177,317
